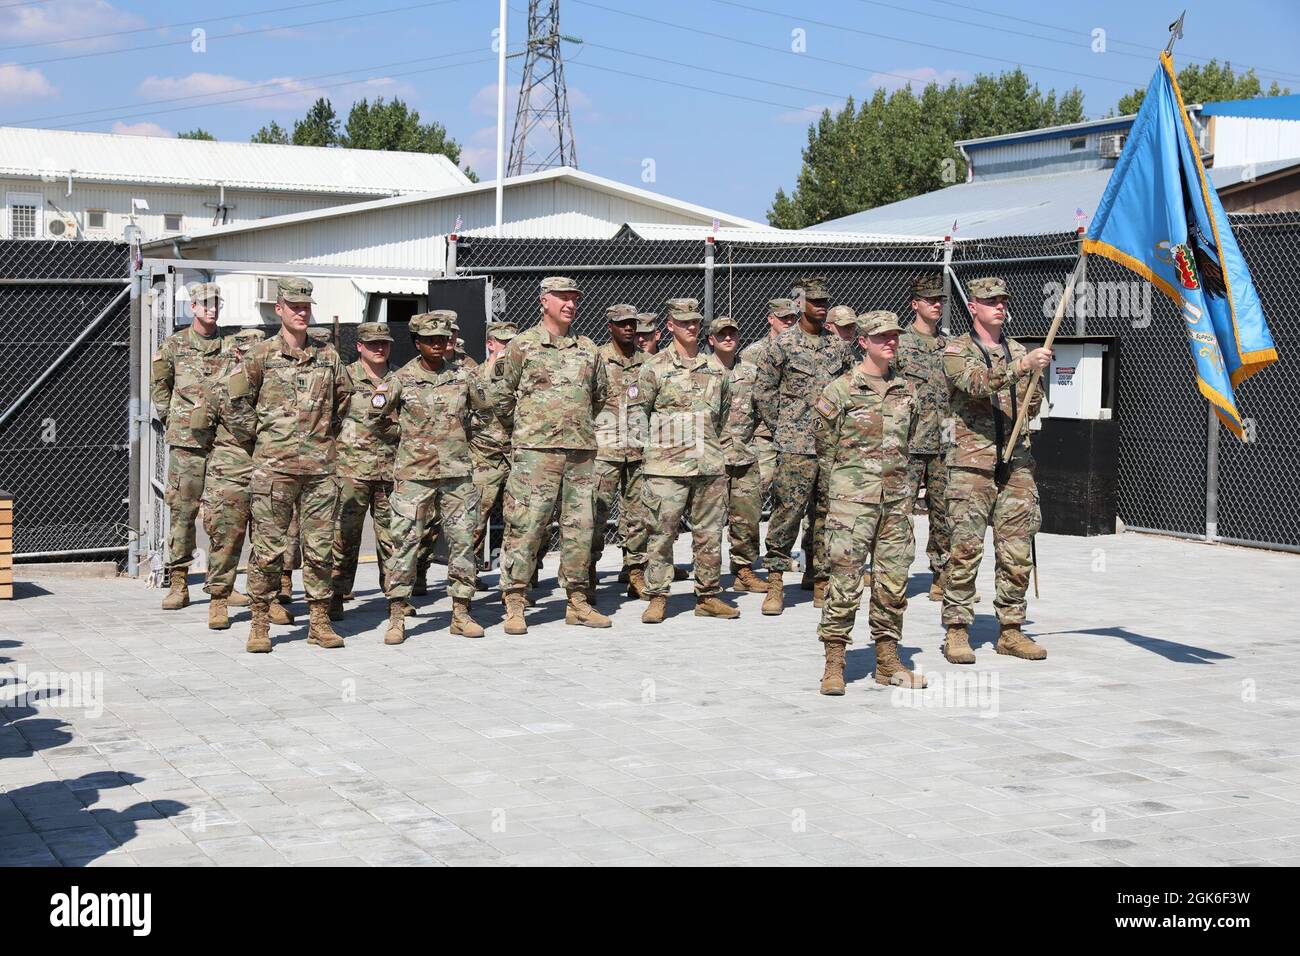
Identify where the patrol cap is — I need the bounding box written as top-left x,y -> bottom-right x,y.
605,303 -> 638,323
967,276 -> 1012,299
910,273 -> 947,298
188,281 -> 222,304
826,305 -> 858,327
307,327 -> 331,344
767,297 -> 798,318
794,275 -> 830,300
858,310 -> 904,335
277,276 -> 315,303
410,311 -> 454,337
708,316 -> 739,336
664,297 -> 703,323
540,276 -> 582,296
487,320 -> 518,341
357,322 -> 393,343
635,313 -> 659,334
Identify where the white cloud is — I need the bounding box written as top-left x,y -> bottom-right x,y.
0,63 -> 57,101
111,120 -> 171,138
470,82 -> 521,117
773,103 -> 836,124
459,125 -> 499,175
136,72 -> 415,113
865,67 -> 966,94
1,1 -> 145,50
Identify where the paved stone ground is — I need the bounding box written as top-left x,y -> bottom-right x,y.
1,523 -> 1297,867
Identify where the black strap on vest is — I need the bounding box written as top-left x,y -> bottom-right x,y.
973,337 -> 1017,482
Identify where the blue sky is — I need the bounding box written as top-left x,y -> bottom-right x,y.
2,0 -> 1296,221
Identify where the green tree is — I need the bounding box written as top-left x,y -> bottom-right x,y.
291,97 -> 340,146
340,96 -> 477,180
177,128 -> 215,140
1117,59 -> 1289,114
250,120 -> 290,145
768,69 -> 1084,228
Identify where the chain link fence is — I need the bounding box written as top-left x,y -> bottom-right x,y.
0,240 -> 132,558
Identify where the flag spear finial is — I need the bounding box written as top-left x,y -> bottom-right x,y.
1165,11 -> 1186,55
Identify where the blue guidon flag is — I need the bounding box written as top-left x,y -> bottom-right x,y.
1083,52 -> 1279,438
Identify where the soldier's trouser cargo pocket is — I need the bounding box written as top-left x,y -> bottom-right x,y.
817,498 -> 913,644
164,445 -> 209,569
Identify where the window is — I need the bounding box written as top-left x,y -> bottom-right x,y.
6,192 -> 41,239
164,213 -> 183,231
1069,136 -> 1087,151
87,209 -> 106,230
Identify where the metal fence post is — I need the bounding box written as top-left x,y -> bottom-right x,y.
127,266 -> 143,578
446,233 -> 458,276
703,239 -> 715,322
1205,406 -> 1220,542
1075,230 -> 1088,336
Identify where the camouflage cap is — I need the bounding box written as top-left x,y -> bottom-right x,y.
188,281 -> 222,304
487,320 -> 518,341
307,327 -> 332,344
664,297 -> 703,322
232,328 -> 265,345
767,297 -> 798,318
604,303 -> 638,323
827,305 -> 858,327
277,276 -> 315,303
967,276 -> 1011,299
795,275 -> 830,300
910,273 -> 947,298
357,322 -> 393,343
635,313 -> 659,334
708,316 -> 739,336
410,311 -> 454,337
540,275 -> 582,296
858,310 -> 904,335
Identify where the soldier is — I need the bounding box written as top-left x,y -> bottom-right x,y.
470,320 -> 518,579
229,277 -> 349,653
151,281 -> 225,610
897,274 -> 953,601
327,322 -> 398,621
375,311 -> 486,644
741,298 -> 799,497
813,311 -> 927,695
827,305 -> 859,347
494,276 -> 610,635
631,300 -> 739,624
201,327 -> 264,630
755,276 -> 854,615
634,314 -> 663,354
940,277 -> 1052,665
708,316 -> 764,594
593,304 -> 649,601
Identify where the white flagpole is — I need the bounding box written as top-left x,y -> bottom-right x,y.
495,0 -> 507,235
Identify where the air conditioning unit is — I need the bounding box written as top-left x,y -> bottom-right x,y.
1098,133 -> 1127,159
255,276 -> 278,304
47,216 -> 78,238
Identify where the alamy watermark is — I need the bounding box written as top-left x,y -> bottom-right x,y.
1,664 -> 104,718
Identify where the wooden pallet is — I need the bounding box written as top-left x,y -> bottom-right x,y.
0,492 -> 11,599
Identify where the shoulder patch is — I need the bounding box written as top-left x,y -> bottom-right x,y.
944,344 -> 963,355
814,396 -> 837,419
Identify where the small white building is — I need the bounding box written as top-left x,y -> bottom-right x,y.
0,125 -> 470,243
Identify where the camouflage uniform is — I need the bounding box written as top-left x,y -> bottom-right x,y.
827,304 -> 862,359
151,290 -> 225,574
201,328 -> 264,598
755,289 -> 854,579
593,307 -> 649,576
740,295 -> 797,496
378,313 -> 485,602
630,307 -> 731,598
942,278 -> 1044,629
715,319 -> 761,570
896,275 -> 952,582
494,280 -> 609,594
330,324 -> 399,598
229,280 -> 348,606
470,322 -> 518,563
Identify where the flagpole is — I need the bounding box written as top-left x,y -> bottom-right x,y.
495,0 -> 507,235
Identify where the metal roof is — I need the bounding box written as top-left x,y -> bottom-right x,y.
957,115 -> 1138,150
618,222 -> 937,244
0,125 -> 471,195
1201,95 -> 1300,120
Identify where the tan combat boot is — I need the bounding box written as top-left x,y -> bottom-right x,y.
626,567 -> 649,600
277,572 -> 293,604
927,571 -> 943,601
228,589 -> 251,607
812,578 -> 829,609
384,599 -> 407,645
503,591 -> 528,635
820,642 -> 846,696
450,597 -> 485,638
761,570 -> 785,616
307,600 -> 345,649
161,566 -> 190,610
268,601 -> 294,626
695,596 -> 740,619
996,624 -> 1046,660
874,637 -> 928,688
566,590 -> 612,628
246,602 -> 272,654
208,596 -> 229,631
732,566 -> 766,593
941,625 -> 976,664
641,594 -> 667,624
327,595 -> 346,622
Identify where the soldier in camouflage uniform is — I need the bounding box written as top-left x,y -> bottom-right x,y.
327,322 -> 398,621
375,311 -> 487,644
740,298 -> 798,497
201,327 -> 265,630
756,276 -> 854,614
470,321 -> 518,581
941,277 -> 1053,664
827,305 -> 859,348
494,276 -> 611,634
634,314 -> 663,355
896,274 -> 953,601
229,277 -> 349,653
151,282 -> 225,610
708,316 -> 765,594
631,300 -> 739,624
813,311 -> 927,695
592,304 -> 649,601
